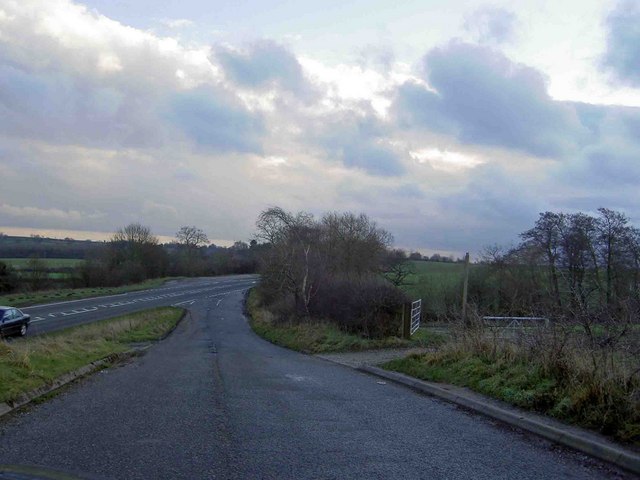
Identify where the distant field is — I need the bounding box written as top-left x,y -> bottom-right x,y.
401,260 -> 466,297
399,261 -> 476,321
0,258 -> 84,269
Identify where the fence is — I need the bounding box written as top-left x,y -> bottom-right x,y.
482,316 -> 550,328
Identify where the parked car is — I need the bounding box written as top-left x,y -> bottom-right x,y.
0,306 -> 30,337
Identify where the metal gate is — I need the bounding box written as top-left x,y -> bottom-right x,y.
410,299 -> 422,335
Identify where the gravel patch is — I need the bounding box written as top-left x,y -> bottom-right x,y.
316,347 -> 430,368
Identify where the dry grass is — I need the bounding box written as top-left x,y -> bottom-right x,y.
0,307 -> 183,403
385,319 -> 640,444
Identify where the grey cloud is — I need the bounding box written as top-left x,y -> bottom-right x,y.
601,0 -> 640,87
0,65 -> 162,148
621,108 -> 640,137
573,103 -> 640,141
310,110 -> 405,176
562,140 -> 640,188
464,6 -> 518,44
584,148 -> 640,186
0,48 -> 264,155
166,87 -> 264,153
394,42 -> 587,158
553,104 -> 640,209
431,164 -> 541,251
440,165 -> 537,223
216,40 -> 313,98
393,81 -> 456,134
369,164 -> 540,253
340,143 -> 403,176
337,183 -> 424,210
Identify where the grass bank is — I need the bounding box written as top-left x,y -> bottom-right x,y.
0,307 -> 183,403
384,329 -> 640,445
247,289 -> 443,354
0,277 -> 182,308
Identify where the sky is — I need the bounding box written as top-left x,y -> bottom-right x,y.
0,0 -> 639,255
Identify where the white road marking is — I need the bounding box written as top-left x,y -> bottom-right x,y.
21,292 -> 129,310
172,300 -> 196,306
25,282 -> 255,325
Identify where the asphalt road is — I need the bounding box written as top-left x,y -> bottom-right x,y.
20,275 -> 259,336
0,288 -> 629,479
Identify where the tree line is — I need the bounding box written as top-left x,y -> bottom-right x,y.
0,234 -> 98,259
0,223 -> 264,292
469,208 -> 640,322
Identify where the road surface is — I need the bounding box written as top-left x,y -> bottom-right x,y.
21,275 -> 258,336
0,287 -> 628,479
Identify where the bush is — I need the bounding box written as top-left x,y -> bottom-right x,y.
309,275 -> 408,338
0,261 -> 19,293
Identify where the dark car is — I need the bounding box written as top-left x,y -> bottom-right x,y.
0,306 -> 30,337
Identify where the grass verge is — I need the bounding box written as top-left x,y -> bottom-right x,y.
0,307 -> 184,403
0,277 -> 183,308
383,333 -> 640,445
247,289 -> 444,354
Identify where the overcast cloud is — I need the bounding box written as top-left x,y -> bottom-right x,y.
602,0 -> 640,87
0,0 -> 639,255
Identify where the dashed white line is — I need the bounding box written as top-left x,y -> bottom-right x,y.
27,282 -> 255,323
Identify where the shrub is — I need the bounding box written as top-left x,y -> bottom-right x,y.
0,261 -> 19,293
309,275 -> 408,338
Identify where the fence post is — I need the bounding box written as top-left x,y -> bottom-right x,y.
402,302 -> 410,339
462,252 -> 470,323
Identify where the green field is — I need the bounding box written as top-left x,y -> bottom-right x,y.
398,261 -> 470,320
0,258 -> 84,269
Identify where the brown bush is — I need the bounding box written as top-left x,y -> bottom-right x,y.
308,275 -> 408,338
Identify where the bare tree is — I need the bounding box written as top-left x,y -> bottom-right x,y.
176,226 -> 209,249
595,208 -> 632,307
320,211 -> 392,276
25,255 -> 48,291
384,249 -> 415,287
256,207 -> 320,316
256,207 -> 397,318
112,223 -> 158,246
108,223 -> 165,282
521,212 -> 565,308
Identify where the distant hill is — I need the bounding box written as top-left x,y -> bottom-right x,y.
0,235 -> 104,259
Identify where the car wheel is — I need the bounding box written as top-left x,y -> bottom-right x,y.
19,324 -> 28,337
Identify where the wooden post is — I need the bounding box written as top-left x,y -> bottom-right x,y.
462,252 -> 470,323
402,303 -> 410,339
